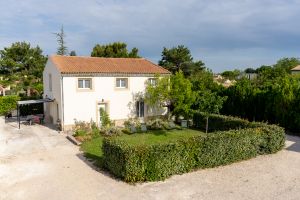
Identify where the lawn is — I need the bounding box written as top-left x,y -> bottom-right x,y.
80,129 -> 204,168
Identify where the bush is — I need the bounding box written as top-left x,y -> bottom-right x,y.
193,112 -> 256,132
0,95 -> 20,115
103,115 -> 285,182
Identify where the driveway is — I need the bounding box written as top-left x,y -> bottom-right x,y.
1,117 -> 300,200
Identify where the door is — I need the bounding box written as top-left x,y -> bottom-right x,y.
98,103 -> 107,127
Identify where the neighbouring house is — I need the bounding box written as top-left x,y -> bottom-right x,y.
43,55 -> 171,130
291,65 -> 300,74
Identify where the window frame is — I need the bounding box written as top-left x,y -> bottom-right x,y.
148,78 -> 157,86
115,78 -> 129,89
77,78 -> 92,90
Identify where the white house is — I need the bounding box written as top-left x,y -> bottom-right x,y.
43,55 -> 171,130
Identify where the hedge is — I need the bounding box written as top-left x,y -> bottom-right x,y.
193,112 -> 261,132
103,114 -> 285,182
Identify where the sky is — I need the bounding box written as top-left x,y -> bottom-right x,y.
0,0 -> 300,72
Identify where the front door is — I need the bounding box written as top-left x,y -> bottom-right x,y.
98,103 -> 107,127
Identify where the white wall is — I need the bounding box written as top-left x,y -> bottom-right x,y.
62,76 -> 166,126
43,60 -> 62,124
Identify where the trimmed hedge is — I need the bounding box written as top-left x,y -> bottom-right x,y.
193,112 -> 261,132
103,114 -> 285,182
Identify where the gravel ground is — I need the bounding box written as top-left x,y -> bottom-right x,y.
1,117 -> 300,200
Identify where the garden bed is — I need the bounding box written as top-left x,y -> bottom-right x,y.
103,114 -> 285,183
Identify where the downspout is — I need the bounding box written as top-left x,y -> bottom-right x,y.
60,76 -> 65,131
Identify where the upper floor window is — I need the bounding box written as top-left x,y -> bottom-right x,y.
116,78 -> 128,89
78,78 -> 92,89
49,74 -> 52,92
148,78 -> 157,86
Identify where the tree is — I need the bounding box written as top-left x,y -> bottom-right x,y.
91,42 -> 140,58
158,45 -> 205,76
53,26 -> 68,55
0,42 -> 47,97
69,50 -> 77,56
245,68 -> 256,73
274,57 -> 300,73
221,70 -> 241,80
196,91 -> 226,133
145,71 -> 196,119
0,42 -> 47,77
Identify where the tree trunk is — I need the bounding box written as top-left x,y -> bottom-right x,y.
206,116 -> 209,134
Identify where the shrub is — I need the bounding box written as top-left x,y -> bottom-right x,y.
0,95 -> 20,115
193,112 -> 254,132
103,116 -> 285,182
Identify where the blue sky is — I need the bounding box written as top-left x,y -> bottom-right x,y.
0,0 -> 300,72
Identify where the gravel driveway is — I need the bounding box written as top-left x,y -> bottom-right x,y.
1,117 -> 300,200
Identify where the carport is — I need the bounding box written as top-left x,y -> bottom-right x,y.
17,98 -> 54,129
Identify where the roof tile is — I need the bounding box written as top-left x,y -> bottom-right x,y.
50,55 -> 171,74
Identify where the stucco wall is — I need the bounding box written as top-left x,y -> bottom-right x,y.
62,76 -> 166,126
43,60 -> 62,124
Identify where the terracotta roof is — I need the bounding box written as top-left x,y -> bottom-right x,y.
49,55 -> 171,74
291,65 -> 300,71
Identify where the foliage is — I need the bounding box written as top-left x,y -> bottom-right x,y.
193,112 -> 255,132
73,119 -> 100,142
91,42 -> 140,58
99,108 -> 111,127
159,45 -> 205,76
53,26 -> 68,55
220,70 -> 300,132
103,121 -> 285,182
0,41 -> 47,96
146,118 -> 180,130
69,50 -> 77,56
221,69 -> 241,80
0,95 -> 20,115
145,71 -> 196,119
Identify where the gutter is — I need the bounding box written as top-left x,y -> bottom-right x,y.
60,75 -> 65,131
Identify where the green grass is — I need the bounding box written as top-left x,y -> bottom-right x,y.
115,129 -> 204,146
80,129 -> 204,168
80,136 -> 104,168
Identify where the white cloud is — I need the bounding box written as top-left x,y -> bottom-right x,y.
0,0 -> 300,71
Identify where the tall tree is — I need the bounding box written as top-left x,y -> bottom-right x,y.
158,45 -> 205,76
0,41 -> 47,96
91,42 -> 140,58
0,42 -> 47,77
53,26 -> 68,55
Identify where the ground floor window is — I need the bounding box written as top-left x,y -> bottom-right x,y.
136,101 -> 144,117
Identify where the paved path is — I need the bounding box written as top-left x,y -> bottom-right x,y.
1,117 -> 300,200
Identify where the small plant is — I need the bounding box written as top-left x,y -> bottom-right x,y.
100,108 -> 111,127
73,119 -> 100,142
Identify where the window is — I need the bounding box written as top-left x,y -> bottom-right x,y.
148,78 -> 157,86
49,74 -> 52,92
78,78 -> 92,89
136,101 -> 144,117
116,78 -> 128,89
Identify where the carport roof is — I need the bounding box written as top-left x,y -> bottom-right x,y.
17,98 -> 54,105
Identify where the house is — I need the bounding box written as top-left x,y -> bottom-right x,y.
43,55 -> 171,130
291,65 -> 300,74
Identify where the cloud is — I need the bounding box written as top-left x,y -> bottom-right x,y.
0,0 -> 300,72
